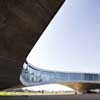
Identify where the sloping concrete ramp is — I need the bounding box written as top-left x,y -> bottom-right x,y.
0,0 -> 65,89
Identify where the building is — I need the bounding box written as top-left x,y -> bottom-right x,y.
0,0 -> 64,89
20,62 -> 100,93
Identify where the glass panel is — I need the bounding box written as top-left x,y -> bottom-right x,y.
84,73 -> 98,81
69,73 -> 81,81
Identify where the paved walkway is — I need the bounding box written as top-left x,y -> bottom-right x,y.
0,94 -> 100,100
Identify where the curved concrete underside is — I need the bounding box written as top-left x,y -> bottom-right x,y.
62,83 -> 100,92
0,0 -> 65,89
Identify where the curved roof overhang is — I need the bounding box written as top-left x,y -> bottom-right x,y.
0,0 -> 65,90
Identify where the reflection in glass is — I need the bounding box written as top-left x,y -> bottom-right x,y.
20,62 -> 100,86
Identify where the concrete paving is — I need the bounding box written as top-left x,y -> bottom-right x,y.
0,94 -> 100,100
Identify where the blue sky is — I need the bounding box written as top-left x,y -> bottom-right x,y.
27,0 -> 100,73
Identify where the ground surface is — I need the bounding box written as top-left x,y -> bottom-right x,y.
0,94 -> 100,100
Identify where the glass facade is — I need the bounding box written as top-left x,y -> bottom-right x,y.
84,73 -> 99,81
20,62 -> 100,86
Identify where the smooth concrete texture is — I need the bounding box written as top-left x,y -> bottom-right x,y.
62,83 -> 100,92
0,95 -> 100,100
0,0 -> 65,89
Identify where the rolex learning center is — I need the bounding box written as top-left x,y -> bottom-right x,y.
20,62 -> 100,93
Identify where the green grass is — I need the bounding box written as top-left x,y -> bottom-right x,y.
0,91 -> 40,96
0,91 -> 75,96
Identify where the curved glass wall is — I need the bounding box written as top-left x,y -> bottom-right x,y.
20,62 -> 100,86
